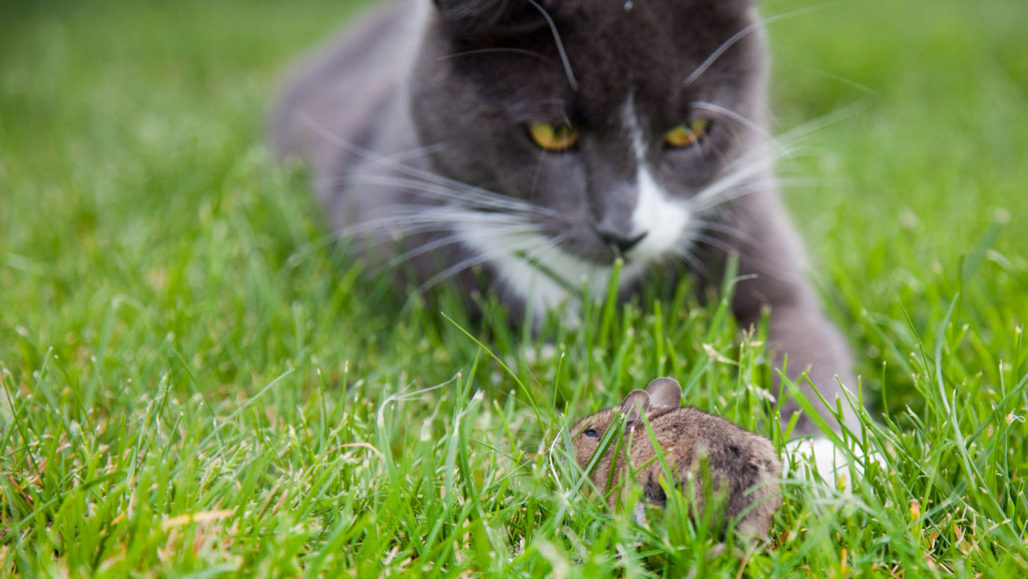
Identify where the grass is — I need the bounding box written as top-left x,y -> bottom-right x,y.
1,0 -> 1026,575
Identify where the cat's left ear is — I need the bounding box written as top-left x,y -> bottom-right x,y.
433,0 -> 551,40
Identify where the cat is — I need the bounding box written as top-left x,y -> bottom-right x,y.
269,0 -> 862,444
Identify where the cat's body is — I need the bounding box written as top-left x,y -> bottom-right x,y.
271,0 -> 859,436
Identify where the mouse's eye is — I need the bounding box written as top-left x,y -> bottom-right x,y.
526,122 -> 579,152
584,428 -> 600,438
664,119 -> 710,149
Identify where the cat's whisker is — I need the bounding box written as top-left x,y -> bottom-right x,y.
681,103 -> 861,215
300,112 -> 557,215
337,173 -> 557,217
383,142 -> 448,164
687,151 -> 787,214
676,217 -> 793,285
311,167 -> 544,213
335,206 -> 536,242
439,48 -> 551,63
334,209 -> 465,238
682,131 -> 842,218
381,221 -> 546,275
691,133 -> 806,203
527,0 -> 578,91
684,2 -> 840,87
684,22 -> 760,88
690,179 -> 766,215
514,232 -> 580,290
690,232 -> 794,285
693,219 -> 759,246
719,101 -> 867,162
691,101 -> 776,143
428,234 -> 558,288
776,100 -> 871,145
669,244 -> 709,278
775,177 -> 839,191
416,231 -> 565,294
374,233 -> 467,275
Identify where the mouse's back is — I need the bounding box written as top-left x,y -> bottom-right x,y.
635,406 -> 782,537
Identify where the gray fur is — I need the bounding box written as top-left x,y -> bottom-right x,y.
270,0 -> 860,435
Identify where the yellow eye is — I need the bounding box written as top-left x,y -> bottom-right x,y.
664,119 -> 710,149
527,122 -> 579,152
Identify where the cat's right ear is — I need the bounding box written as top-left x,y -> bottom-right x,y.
433,0 -> 546,40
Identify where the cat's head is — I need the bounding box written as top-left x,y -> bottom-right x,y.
408,0 -> 770,309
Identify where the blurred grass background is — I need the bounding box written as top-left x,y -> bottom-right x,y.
1,0 -> 1026,575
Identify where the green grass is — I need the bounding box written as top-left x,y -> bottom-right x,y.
1,0 -> 1026,575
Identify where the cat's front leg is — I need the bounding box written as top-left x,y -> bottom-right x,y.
724,194 -> 862,437
731,247 -> 869,487
756,298 -> 861,436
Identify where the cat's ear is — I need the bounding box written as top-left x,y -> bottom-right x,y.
433,0 -> 549,39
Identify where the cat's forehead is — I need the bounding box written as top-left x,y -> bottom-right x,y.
439,0 -> 760,121
564,2 -> 757,87
558,0 -> 755,44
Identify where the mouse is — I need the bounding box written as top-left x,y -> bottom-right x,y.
570,377 -> 782,538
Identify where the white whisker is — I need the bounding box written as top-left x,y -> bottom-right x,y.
380,221 -> 545,275
684,3 -> 839,87
775,101 -> 871,144
669,244 -> 709,278
439,47 -> 551,63
687,148 -> 788,213
385,142 -> 448,164
337,173 -> 558,217
693,219 -> 758,246
338,207 -> 538,241
527,0 -> 578,91
691,101 -> 776,142
684,100 -> 863,216
299,112 -> 557,215
691,232 -> 792,284
416,231 -> 563,293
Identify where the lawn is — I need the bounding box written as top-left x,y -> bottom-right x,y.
1,0 -> 1026,576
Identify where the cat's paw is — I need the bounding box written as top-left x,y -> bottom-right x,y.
784,437 -> 881,492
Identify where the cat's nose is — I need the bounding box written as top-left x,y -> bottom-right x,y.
596,227 -> 648,254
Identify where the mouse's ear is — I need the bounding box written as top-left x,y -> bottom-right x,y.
645,378 -> 682,410
620,390 -> 650,424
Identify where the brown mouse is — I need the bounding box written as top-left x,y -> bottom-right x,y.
570,378 -> 782,538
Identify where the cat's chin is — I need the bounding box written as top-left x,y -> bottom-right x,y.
454,220 -> 660,322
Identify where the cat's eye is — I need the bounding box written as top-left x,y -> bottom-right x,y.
664,119 -> 710,149
584,428 -> 599,438
527,122 -> 579,152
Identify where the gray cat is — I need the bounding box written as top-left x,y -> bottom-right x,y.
270,0 -> 861,438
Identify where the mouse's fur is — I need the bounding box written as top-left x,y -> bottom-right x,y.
570,378 -> 782,538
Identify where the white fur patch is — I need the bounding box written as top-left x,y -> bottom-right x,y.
631,166 -> 691,262
624,96 -> 692,262
785,438 -> 882,492
456,222 -> 650,320
785,438 -> 850,489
